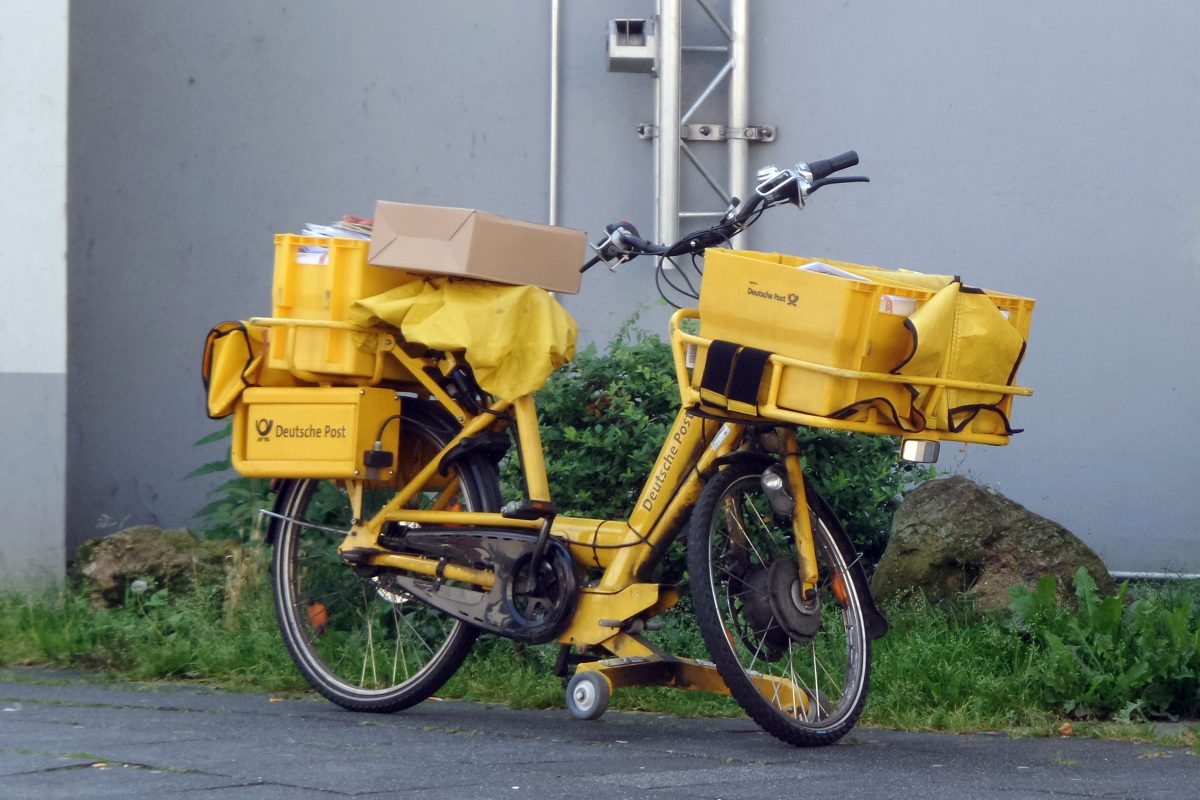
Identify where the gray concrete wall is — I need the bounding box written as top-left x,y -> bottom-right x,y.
1,0 -> 68,586
0,375 -> 67,585
66,1 -> 1200,571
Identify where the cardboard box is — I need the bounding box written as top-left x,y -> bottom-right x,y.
368,203 -> 586,294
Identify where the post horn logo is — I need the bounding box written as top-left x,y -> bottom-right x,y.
255,418 -> 273,441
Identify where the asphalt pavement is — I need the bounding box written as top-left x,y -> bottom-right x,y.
1,667 -> 1196,799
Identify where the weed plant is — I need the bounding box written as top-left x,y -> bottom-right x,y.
866,597 -> 1054,730
188,422 -> 274,544
1009,569 -> 1200,720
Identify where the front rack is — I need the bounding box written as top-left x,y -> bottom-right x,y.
667,309 -> 1033,446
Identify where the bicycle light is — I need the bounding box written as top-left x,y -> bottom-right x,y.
761,467 -> 795,517
900,439 -> 940,464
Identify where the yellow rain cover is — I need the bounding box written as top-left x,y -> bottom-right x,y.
350,278 -> 578,401
896,283 -> 1026,434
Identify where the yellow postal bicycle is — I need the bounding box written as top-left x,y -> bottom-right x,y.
205,152 -> 1033,746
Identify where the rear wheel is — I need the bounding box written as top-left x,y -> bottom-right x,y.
687,463 -> 871,746
269,403 -> 500,712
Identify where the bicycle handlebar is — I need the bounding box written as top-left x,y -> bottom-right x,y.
580,151 -> 867,273
803,150 -> 859,182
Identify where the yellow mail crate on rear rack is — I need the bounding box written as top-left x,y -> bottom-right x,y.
231,386 -> 401,479
267,235 -> 416,380
691,249 -> 1034,443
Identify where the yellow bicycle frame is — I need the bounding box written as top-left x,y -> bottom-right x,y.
248,291 -> 1029,701
246,311 -> 819,702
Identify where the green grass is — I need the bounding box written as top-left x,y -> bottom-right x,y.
3,564 -> 1198,747
866,598 -> 1056,731
0,553 -> 302,692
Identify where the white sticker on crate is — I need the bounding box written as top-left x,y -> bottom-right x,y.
879,294 -> 917,316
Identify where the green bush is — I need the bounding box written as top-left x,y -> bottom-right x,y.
502,322 -> 679,519
189,422 -> 274,544
507,324 -> 930,568
1008,568 -> 1200,720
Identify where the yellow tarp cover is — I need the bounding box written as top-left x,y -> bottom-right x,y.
350,278 -> 578,401
895,282 -> 1026,434
806,262 -> 1027,433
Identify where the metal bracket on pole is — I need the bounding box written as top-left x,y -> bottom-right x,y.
637,123 -> 775,142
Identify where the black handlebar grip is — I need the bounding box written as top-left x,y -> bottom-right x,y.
806,150 -> 859,181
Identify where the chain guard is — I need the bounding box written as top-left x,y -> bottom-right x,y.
383,528 -> 577,644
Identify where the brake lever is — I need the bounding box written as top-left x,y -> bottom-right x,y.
807,175 -> 870,194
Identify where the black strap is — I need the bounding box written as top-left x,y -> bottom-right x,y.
698,339 -> 771,414
947,404 -> 1021,435
829,395 -> 927,434
699,339 -> 740,397
727,346 -> 770,407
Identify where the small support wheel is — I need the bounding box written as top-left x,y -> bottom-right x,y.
565,671 -> 611,721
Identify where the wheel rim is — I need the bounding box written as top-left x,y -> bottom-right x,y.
572,680 -> 596,711
272,415 -> 485,703
705,474 -> 868,731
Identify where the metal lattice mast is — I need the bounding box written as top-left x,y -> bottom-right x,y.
609,1 -> 774,246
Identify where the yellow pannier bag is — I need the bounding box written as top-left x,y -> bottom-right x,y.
202,321 -> 302,418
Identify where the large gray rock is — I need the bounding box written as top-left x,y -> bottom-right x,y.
871,475 -> 1114,611
73,526 -> 238,608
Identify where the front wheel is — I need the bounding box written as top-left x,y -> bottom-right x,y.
687,464 -> 871,746
269,402 -> 501,712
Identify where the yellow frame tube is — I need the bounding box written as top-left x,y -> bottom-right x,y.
369,552 -> 495,589
782,437 -> 819,596
512,395 -> 551,503
591,413 -> 741,593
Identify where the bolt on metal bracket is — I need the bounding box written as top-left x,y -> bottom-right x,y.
636,123 -> 775,142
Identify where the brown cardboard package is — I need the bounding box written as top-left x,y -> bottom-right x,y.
367,202 -> 586,294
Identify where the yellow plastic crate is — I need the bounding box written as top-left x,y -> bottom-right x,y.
695,249 -> 1034,435
231,386 -> 401,479
268,235 -> 417,378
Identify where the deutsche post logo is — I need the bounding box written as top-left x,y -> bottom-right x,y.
255,418 -> 273,442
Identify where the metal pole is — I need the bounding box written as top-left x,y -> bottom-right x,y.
656,0 -> 681,245
729,0 -> 749,207
1110,571 -> 1200,581
548,0 -> 561,226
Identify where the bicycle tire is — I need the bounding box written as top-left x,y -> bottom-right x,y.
687,463 -> 871,746
269,401 -> 501,713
